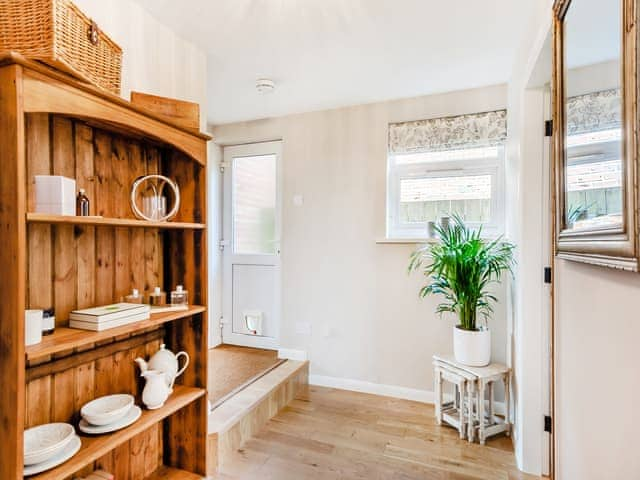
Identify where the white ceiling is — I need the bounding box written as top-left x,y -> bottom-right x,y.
134,0 -> 534,125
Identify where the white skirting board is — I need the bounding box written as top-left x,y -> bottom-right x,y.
309,374 -> 506,415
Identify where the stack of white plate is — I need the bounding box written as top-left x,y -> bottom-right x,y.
24,423 -> 81,475
79,394 -> 141,434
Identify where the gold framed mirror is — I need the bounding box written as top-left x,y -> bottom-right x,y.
553,0 -> 638,270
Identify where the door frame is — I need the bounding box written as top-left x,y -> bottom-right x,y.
543,85 -> 554,478
221,140 -> 283,350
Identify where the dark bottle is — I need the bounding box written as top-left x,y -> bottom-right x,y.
42,308 -> 55,335
76,188 -> 90,216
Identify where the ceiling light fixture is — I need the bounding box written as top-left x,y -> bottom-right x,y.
256,78 -> 275,94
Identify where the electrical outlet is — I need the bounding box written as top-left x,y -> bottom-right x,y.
293,194 -> 304,207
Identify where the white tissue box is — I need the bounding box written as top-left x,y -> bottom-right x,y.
35,175 -> 76,216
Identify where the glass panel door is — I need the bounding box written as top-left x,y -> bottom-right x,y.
222,141 -> 282,350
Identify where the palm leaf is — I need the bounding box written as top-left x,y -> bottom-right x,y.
408,214 -> 515,330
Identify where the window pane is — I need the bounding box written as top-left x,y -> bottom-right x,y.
565,128 -> 622,229
399,174 -> 491,224
233,154 -> 276,254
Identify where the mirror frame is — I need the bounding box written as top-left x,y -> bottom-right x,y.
552,0 -> 639,270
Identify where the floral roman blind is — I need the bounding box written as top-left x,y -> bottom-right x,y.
566,89 -> 621,136
388,109 -> 507,155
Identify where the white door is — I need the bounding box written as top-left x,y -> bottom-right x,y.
221,141 -> 281,349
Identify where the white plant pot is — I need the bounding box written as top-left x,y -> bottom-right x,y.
453,325 -> 491,367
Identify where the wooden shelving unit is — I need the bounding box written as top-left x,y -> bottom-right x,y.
26,213 -> 206,230
0,52 -> 210,479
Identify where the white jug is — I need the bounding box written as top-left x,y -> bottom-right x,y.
140,369 -> 171,410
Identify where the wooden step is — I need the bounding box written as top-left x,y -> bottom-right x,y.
206,360 -> 309,475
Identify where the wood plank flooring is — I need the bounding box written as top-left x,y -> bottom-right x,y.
208,345 -> 283,405
212,386 -> 539,480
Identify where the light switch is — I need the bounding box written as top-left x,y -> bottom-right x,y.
293,194 -> 304,207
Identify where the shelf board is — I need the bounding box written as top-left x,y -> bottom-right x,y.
145,465 -> 205,479
27,386 -> 206,480
26,213 -> 206,230
26,306 -> 206,362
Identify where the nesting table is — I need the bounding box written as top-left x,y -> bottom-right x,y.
433,354 -> 511,444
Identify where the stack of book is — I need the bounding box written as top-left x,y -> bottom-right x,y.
69,303 -> 150,331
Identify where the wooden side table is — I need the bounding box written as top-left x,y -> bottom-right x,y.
434,359 -> 479,441
433,354 -> 511,445
434,364 -> 470,439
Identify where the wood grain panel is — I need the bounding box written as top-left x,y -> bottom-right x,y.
25,375 -> 51,428
51,117 -> 77,325
75,123 -> 96,310
166,152 -> 196,223
130,91 -> 200,132
51,368 -> 75,422
74,123 -> 95,213
113,138 -> 132,302
26,114 -> 53,313
129,143 -> 147,295
145,147 -> 163,293
94,130 -> 116,305
26,113 -> 51,211
74,361 -> 95,425
94,130 -> 114,218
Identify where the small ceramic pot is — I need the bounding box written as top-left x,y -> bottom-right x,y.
453,325 -> 491,367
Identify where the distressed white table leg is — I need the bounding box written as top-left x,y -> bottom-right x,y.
489,380 -> 494,424
454,383 -> 459,410
504,372 -> 511,436
458,379 -> 466,439
466,379 -> 475,442
478,380 -> 486,445
435,368 -> 442,425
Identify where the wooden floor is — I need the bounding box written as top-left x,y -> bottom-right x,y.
211,386 -> 538,480
208,344 -> 283,405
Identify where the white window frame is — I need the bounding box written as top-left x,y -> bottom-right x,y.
386,146 -> 506,239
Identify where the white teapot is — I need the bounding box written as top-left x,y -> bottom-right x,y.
139,369 -> 171,410
134,344 -> 189,389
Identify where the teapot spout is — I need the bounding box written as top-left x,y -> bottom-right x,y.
134,357 -> 149,373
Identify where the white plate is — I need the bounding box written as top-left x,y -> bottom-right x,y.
23,435 -> 81,476
78,405 -> 141,434
81,393 -> 134,426
24,422 -> 75,465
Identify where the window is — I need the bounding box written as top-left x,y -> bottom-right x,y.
387,146 -> 504,238
386,110 -> 507,239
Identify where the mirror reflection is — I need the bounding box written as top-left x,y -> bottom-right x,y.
563,0 -> 622,232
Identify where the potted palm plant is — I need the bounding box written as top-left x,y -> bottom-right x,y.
409,215 -> 515,366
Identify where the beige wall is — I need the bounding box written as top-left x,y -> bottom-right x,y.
212,85 -> 509,396
74,0 -> 207,129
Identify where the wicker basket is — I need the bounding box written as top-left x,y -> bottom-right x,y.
0,0 -> 122,94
